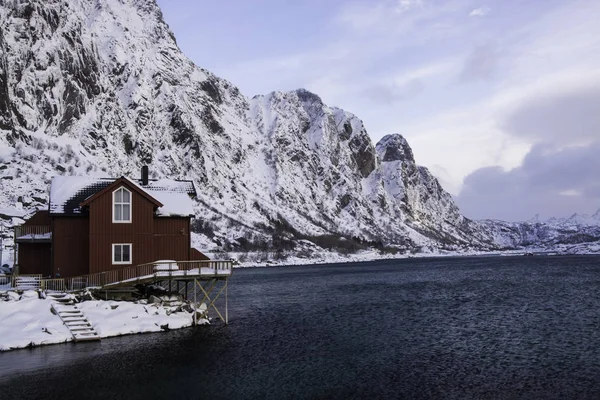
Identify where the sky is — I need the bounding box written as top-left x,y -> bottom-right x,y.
156,0 -> 600,222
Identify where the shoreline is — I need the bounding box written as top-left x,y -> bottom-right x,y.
3,251 -> 600,352
0,290 -> 209,352
232,248 -> 600,268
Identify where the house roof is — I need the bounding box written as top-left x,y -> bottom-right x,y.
49,176 -> 196,217
80,177 -> 164,209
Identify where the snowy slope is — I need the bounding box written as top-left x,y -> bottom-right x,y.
0,0 -> 597,259
479,211 -> 600,253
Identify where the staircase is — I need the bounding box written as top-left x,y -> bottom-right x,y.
48,293 -> 101,342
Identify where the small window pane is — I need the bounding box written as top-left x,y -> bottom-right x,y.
115,189 -> 122,203
122,205 -> 130,221
122,245 -> 130,262
114,245 -> 122,262
114,205 -> 122,221
123,190 -> 130,203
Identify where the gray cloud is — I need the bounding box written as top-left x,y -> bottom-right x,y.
502,84 -> 600,145
459,42 -> 501,82
456,142 -> 600,221
363,78 -> 424,104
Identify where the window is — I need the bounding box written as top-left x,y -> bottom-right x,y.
112,244 -> 132,265
113,187 -> 131,223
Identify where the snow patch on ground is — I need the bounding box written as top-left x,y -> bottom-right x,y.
0,291 -> 207,352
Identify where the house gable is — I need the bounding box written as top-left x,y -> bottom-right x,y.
80,177 -> 163,210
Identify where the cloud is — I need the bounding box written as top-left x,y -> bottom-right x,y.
456,142 -> 600,221
469,6 -> 490,17
458,42 -> 502,82
396,0 -> 424,13
363,78 -> 424,104
335,2 -> 388,31
501,83 -> 600,146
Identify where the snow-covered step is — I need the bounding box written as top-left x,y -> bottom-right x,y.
65,320 -> 90,327
47,293 -> 75,304
62,317 -> 87,322
70,326 -> 95,332
49,295 -> 100,342
61,317 -> 88,322
73,332 -> 100,342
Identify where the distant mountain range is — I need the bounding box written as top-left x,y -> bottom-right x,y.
0,0 -> 598,262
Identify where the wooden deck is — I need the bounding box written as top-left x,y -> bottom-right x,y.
38,260 -> 232,292
5,260 -> 234,324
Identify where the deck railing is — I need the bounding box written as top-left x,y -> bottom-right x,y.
14,225 -> 52,241
0,275 -> 11,287
41,278 -> 67,292
36,260 -> 233,292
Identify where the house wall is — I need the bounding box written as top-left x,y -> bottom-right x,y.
190,248 -> 210,261
18,243 -> 51,276
23,210 -> 51,226
87,184 -> 155,274
53,217 -> 89,277
153,217 -> 191,261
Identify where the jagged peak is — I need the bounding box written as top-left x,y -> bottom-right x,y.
293,88 -> 323,105
375,134 -> 415,163
253,89 -> 323,105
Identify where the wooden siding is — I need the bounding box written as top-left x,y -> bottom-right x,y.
18,243 -> 51,276
53,217 -> 89,278
23,210 -> 51,226
153,217 -> 191,261
87,184 -> 156,274
190,248 -> 210,261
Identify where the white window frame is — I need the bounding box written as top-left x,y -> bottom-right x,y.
112,187 -> 132,223
112,243 -> 132,265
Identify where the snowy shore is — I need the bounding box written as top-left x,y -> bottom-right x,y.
0,290 -> 208,352
230,244 -> 600,268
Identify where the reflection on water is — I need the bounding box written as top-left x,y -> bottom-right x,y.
1,255 -> 600,399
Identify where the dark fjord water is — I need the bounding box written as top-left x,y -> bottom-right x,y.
1,255 -> 600,399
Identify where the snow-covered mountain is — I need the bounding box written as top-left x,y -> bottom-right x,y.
479,211 -> 600,253
0,0 -> 597,260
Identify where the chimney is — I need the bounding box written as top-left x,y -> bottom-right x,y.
141,165 -> 149,186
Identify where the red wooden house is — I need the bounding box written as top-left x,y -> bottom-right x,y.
15,168 -> 208,278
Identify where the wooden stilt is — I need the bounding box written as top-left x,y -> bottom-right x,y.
225,278 -> 228,325
196,279 -> 227,322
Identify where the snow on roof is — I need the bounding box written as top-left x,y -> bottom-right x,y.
49,176 -> 196,217
147,190 -> 194,217
50,176 -> 113,214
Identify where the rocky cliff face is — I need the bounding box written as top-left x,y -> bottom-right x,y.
0,0 -> 597,258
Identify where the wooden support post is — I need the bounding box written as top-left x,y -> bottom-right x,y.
225,278 -> 228,325
197,279 -> 227,322
194,278 -> 197,326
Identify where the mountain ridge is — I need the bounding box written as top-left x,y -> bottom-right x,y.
0,0 -> 598,262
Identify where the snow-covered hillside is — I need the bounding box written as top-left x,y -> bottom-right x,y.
0,0 -> 597,260
479,211 -> 600,253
